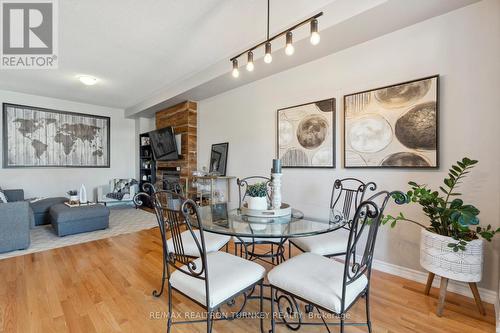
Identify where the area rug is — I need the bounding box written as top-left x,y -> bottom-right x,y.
0,207 -> 157,260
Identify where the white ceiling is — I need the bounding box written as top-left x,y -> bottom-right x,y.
0,0 -> 480,117
0,0 -> 334,108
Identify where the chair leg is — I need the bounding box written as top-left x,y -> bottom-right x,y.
436,277 -> 448,317
259,281 -> 264,333
206,310 -> 213,333
424,272 -> 435,295
469,282 -> 486,315
365,291 -> 372,333
270,287 -> 276,333
340,316 -> 344,333
288,241 -> 292,259
167,283 -> 173,333
271,243 -> 274,265
152,249 -> 166,297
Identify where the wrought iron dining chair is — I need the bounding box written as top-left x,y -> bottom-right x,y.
268,190 -> 405,333
134,186 -> 231,298
289,178 -> 376,258
235,176 -> 286,265
149,193 -> 266,333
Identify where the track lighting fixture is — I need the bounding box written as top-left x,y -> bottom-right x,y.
229,0 -> 322,77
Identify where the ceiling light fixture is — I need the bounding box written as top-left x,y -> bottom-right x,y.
264,42 -> 273,63
78,75 -> 98,86
229,0 -> 322,77
232,59 -> 239,78
310,18 -> 320,45
285,31 -> 294,56
246,51 -> 254,71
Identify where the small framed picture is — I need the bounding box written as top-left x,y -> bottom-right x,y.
209,142 -> 229,176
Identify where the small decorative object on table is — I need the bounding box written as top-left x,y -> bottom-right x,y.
79,184 -> 87,203
271,159 -> 282,209
67,190 -> 79,205
382,157 -> 499,316
246,182 -> 268,210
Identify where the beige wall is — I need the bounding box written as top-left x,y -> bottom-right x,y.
198,0 -> 500,291
0,90 -> 136,201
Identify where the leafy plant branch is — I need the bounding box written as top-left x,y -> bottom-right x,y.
382,157 -> 500,251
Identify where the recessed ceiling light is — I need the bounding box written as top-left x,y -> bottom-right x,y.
78,75 -> 98,86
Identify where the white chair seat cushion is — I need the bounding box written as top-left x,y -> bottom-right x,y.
290,228 -> 349,256
232,236 -> 283,244
167,230 -> 230,257
267,252 -> 368,313
170,251 -> 266,308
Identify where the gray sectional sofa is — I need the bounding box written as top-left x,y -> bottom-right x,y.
0,189 -> 34,253
1,189 -> 112,254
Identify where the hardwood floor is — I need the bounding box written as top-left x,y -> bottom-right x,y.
0,227 -> 496,333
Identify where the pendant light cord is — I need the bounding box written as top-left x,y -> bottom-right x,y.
267,0 -> 270,41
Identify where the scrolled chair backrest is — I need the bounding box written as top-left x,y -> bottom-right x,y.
340,190 -> 405,311
330,178 -> 377,227
158,191 -> 207,279
237,176 -> 272,209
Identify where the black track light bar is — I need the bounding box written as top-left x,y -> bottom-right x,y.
230,11 -> 323,62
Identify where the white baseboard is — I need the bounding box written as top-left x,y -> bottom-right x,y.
369,257 -> 498,305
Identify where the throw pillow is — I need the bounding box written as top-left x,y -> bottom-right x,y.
0,187 -> 8,203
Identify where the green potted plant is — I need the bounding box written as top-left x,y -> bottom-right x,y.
383,157 -> 499,315
246,182 -> 269,210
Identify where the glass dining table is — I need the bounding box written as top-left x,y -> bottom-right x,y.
190,203 -> 348,333
193,203 -> 347,263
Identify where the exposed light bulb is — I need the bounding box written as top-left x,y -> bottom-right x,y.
232,59 -> 239,78
310,32 -> 320,45
264,42 -> 272,64
246,51 -> 254,71
310,19 -> 320,45
285,31 -> 294,55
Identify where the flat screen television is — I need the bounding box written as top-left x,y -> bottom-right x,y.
149,127 -> 179,161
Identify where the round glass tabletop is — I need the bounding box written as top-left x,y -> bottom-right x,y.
195,203 -> 347,239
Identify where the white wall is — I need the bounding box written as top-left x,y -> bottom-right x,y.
0,90 -> 136,201
198,0 -> 500,291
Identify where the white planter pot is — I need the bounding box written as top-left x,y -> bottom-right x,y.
247,196 -> 268,210
420,228 -> 483,282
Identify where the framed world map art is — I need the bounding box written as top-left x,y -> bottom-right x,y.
277,98 -> 335,168
344,75 -> 438,168
2,103 -> 110,168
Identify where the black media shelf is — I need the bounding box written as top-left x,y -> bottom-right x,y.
138,132 -> 156,208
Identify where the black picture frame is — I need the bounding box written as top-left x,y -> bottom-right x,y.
2,103 -> 111,168
277,98 -> 336,168
209,142 -> 228,176
343,75 -> 439,169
